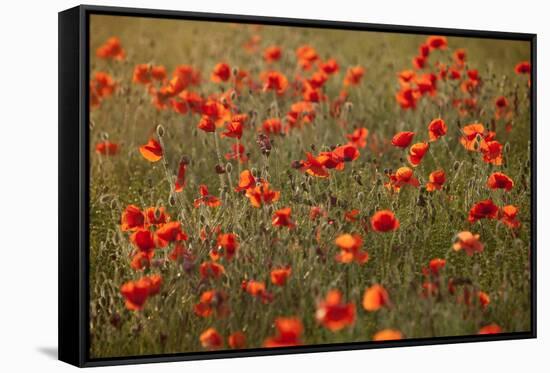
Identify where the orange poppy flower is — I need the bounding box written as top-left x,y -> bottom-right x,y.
199,261 -> 225,280
272,207 -> 296,229
398,69 -> 416,86
344,209 -> 360,222
139,138 -> 163,162
478,291 -> 490,309
395,87 -> 420,109
370,210 -> 400,232
200,328 -> 223,349
130,229 -> 156,253
228,332 -> 246,349
120,274 -> 162,311
334,233 -> 369,264
362,284 -> 390,311
96,36 -> 125,60
372,329 -> 403,341
243,34 -> 261,53
426,169 -> 446,191
428,118 -> 447,141
121,205 -> 145,231
221,120 -> 243,139
91,72 -> 116,98
194,290 -> 229,318
396,166 -> 420,187
271,267 -> 292,286
343,66 -> 365,86
487,172 -> 514,191
315,290 -> 356,331
346,127 -> 369,149
287,101 -> 316,128
426,36 -> 447,50
453,231 -> 484,256
501,205 -> 521,228
415,73 -> 437,96
262,118 -> 283,135
514,61 -> 531,75
460,123 -> 485,151
193,185 -> 222,208
264,317 -> 303,347
319,58 -> 340,74
408,142 -> 429,167
201,99 -> 232,127
155,221 -> 187,247
211,62 -> 231,83
468,199 -> 499,223
333,144 -> 360,162
245,180 -> 281,208
263,45 -> 282,63
235,170 -> 256,192
424,258 -> 446,276
480,140 -> 503,165
132,64 -> 166,84
261,71 -> 289,94
478,324 -> 502,334
391,131 -> 415,148
95,141 -> 119,156
168,243 -> 194,263
296,45 -> 319,70
300,152 -> 329,178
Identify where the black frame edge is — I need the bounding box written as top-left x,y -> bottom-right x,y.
58,5 -> 85,368
58,4 -> 536,367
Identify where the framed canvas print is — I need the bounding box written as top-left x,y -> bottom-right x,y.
58,5 -> 536,367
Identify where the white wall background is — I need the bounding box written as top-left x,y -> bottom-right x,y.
0,0 -> 547,371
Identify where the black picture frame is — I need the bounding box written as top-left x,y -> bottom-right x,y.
58,4 -> 537,367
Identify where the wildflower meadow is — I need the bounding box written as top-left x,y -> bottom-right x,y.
88,15 -> 532,358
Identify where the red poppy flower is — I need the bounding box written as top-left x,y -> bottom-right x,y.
198,115 -> 216,133
343,66 -> 365,86
478,291 -> 490,309
262,118 -> 283,135
263,45 -> 282,63
95,141 -> 119,156
333,144 -> 360,162
287,101 -> 316,128
261,71 -> 289,94
91,72 -> 116,99
501,205 -> 521,228
395,166 -> 420,188
453,231 -> 484,256
130,251 -> 154,271
344,209 -> 360,222
346,127 -> 368,149
245,180 -> 281,208
412,55 -> 427,70
315,290 -> 356,331
130,229 -> 156,253
480,140 -> 503,165
371,210 -> 400,232
200,328 -> 223,349
514,61 -> 531,75
221,120 -> 243,139
199,261 -> 225,279
216,233 -> 239,261
271,267 -> 292,286
427,36 -> 447,50
487,172 -> 514,191
373,329 -> 403,341
391,131 -> 415,148
454,49 -> 466,65
143,207 -> 168,226
408,142 -> 429,167
334,233 -> 369,264
120,274 -> 162,311
425,258 -> 446,276
479,324 -> 502,335
460,123 -> 486,151
363,284 -> 390,311
139,138 -> 163,162
194,185 -> 222,208
395,87 -> 420,109
211,62 -> 231,83
194,290 -> 229,318
155,221 -> 187,247
225,143 -> 248,163
468,199 -> 499,223
319,58 -> 340,74
174,158 -> 188,192
228,332 -> 246,349
264,317 -> 303,347
300,152 -> 329,178
426,169 -> 446,192
428,118 -> 447,141
121,205 -> 145,231
96,36 -> 125,60
272,207 -> 296,229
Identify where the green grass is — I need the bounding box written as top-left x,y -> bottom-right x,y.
88,15 -> 531,358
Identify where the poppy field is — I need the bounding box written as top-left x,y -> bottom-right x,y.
88,15 -> 532,358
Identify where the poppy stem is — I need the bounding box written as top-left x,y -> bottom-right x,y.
213,131 -> 227,196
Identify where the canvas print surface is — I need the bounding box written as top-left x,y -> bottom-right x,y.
89,14 -> 532,358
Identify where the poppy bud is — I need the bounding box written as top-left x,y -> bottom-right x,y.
156,124 -> 165,138
453,161 -> 460,171
168,194 -> 176,207
504,142 -> 511,154
230,90 -> 238,101
215,164 -> 226,174
101,132 -> 109,140
90,120 -> 96,130
291,160 -> 303,169
225,162 -> 233,174
344,102 -> 353,112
